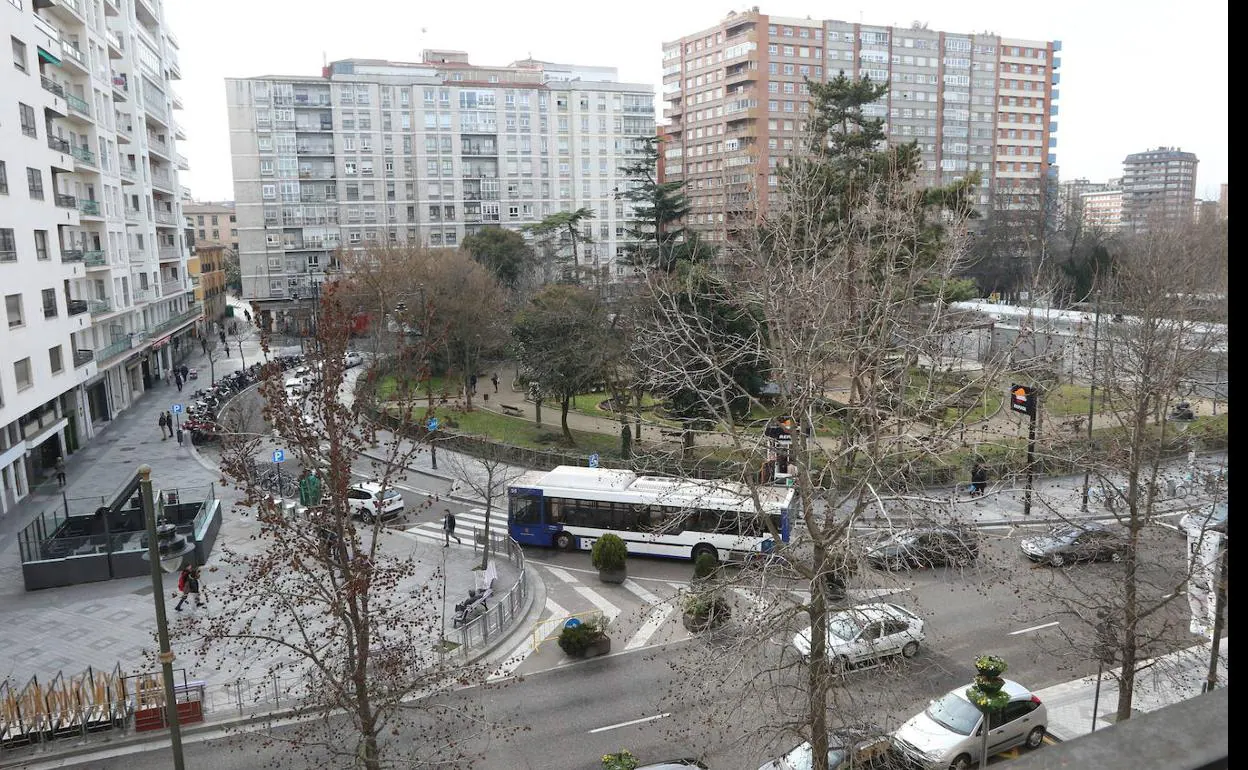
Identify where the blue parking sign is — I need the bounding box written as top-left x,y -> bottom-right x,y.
588,453 -> 599,468
272,449 -> 286,463
171,403 -> 183,413
427,417 -> 439,431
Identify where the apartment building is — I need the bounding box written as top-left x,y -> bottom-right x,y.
183,200 -> 234,329
225,51 -> 654,317
1121,147 -> 1198,233
1,0 -> 195,517
1081,188 -> 1123,232
661,8 -> 1061,239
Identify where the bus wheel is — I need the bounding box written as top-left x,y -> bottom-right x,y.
554,532 -> 574,551
692,544 -> 718,563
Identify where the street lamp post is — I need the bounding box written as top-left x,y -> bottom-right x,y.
139,465 -> 195,770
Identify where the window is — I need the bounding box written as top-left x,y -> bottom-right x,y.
14,358 -> 32,390
259,159 -> 274,175
261,183 -> 277,199
40,287 -> 57,318
11,36 -> 26,73
34,229 -> 48,260
19,102 -> 36,137
26,167 -> 43,199
0,161 -> 6,194
49,345 -> 63,374
6,293 -> 23,328
0,229 -> 15,262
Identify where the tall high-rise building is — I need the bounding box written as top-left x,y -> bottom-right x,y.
225,52 -> 654,317
1,0 -> 195,517
660,9 -> 1061,239
1120,147 -> 1198,232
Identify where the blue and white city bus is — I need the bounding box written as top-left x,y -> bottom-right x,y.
507,465 -> 794,562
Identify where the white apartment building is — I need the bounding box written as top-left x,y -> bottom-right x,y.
0,0 -> 195,517
225,51 -> 655,318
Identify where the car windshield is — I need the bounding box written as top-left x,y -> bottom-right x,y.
925,692 -> 983,735
775,743 -> 847,770
827,614 -> 864,641
382,489 -> 401,499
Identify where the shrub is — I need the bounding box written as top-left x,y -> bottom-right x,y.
682,592 -> 731,620
693,551 -> 719,580
602,750 -> 639,770
591,533 -> 628,571
558,619 -> 605,657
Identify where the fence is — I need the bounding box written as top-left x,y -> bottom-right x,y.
446,533 -> 529,658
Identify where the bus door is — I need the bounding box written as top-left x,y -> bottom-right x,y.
507,488 -> 547,546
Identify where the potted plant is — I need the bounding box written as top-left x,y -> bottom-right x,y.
602,750 -> 639,770
681,591 -> 732,632
973,654 -> 1008,678
557,618 -> 612,658
591,533 -> 628,584
692,551 -> 719,582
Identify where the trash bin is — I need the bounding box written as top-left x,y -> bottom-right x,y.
176,427 -> 184,445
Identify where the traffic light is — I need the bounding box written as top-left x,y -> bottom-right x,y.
1010,385 -> 1036,417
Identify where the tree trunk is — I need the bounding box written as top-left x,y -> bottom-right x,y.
633,388 -> 643,440
480,498 -> 492,570
561,395 -> 573,444
681,427 -> 693,461
534,396 -> 542,427
807,538 -> 832,770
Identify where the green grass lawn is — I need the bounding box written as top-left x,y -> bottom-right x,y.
376,373 -> 455,401
1042,383 -> 1095,417
398,404 -> 623,456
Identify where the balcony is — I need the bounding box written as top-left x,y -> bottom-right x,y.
462,145 -> 499,156
158,245 -> 180,261
78,199 -> 101,216
161,280 -> 184,296
147,133 -> 170,158
73,348 -> 94,368
151,170 -> 175,191
72,145 -> 98,167
38,0 -> 84,23
132,288 -> 152,303
66,298 -> 88,315
128,250 -> 148,263
151,306 -> 201,335
60,249 -> 84,262
119,166 -> 138,184
144,98 -> 169,125
124,207 -> 143,222
83,249 -> 107,266
66,94 -> 91,119
111,73 -> 129,101
176,152 -> 189,170
96,336 -> 132,361
154,211 -> 179,226
40,75 -> 66,99
296,144 -> 334,156
47,135 -> 71,153
87,298 -> 113,316
116,122 -> 134,143
106,29 -> 124,57
55,193 -> 77,209
62,43 -> 86,71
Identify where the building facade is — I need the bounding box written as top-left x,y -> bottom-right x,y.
183,200 -> 237,252
1081,188 -> 1123,232
1,0 -> 195,518
225,51 -> 654,316
660,9 -> 1061,239
188,243 -> 228,330
1120,147 -> 1198,233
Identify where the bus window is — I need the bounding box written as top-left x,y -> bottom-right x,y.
509,495 -> 540,525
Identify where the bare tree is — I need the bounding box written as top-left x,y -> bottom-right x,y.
439,450 -> 526,570
176,283 -> 505,768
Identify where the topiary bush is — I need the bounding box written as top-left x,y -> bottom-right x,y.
591,533 -> 628,572
558,619 -> 606,657
693,551 -> 719,580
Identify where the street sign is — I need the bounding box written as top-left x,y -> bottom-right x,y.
564,618 -> 582,630
427,417 -> 439,431
171,403 -> 183,413
272,449 -> 286,463
588,453 -> 599,468
1010,385 -> 1036,417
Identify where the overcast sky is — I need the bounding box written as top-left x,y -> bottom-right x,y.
167,0 -> 1227,203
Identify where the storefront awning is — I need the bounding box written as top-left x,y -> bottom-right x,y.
37,47 -> 61,67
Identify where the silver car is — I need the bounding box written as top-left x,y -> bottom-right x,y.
891,679 -> 1047,770
792,603 -> 925,673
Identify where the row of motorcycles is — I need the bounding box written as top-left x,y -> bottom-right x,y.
183,354 -> 307,444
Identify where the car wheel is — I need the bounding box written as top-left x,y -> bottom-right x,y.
902,640 -> 920,658
692,544 -> 718,563
554,532 -> 574,551
1025,726 -> 1046,749
949,754 -> 973,770
1049,553 -> 1065,567
1109,550 -> 1124,563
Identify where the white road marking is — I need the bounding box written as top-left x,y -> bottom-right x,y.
622,579 -> 661,604
529,597 -> 571,651
543,565 -> 622,623
625,601 -> 676,651
588,712 -> 671,734
1009,621 -> 1061,635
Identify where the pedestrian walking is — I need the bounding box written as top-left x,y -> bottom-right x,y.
158,412 -> 169,440
164,368 -> 172,387
970,461 -> 988,498
173,564 -> 204,611
175,373 -> 183,392
55,457 -> 66,487
442,509 -> 462,547
491,372 -> 499,393
219,329 -> 227,345
165,411 -> 175,439
200,337 -> 208,354
223,342 -> 230,356
469,374 -> 478,395
244,309 -> 251,323
180,364 -> 189,380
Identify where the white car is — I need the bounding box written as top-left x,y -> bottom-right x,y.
284,377 -> 308,397
346,482 -> 404,522
792,603 -> 925,672
343,351 -> 363,368
891,679 -> 1048,770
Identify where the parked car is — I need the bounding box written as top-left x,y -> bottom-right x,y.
792,603 -> 925,672
345,482 -> 404,522
891,679 -> 1047,770
343,350 -> 364,368
760,732 -> 895,769
1020,521 -> 1129,567
864,526 -> 979,571
284,377 -> 308,397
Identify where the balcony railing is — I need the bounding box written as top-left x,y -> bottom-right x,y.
72,145 -> 97,166
66,298 -> 88,315
73,348 -> 94,368
147,133 -> 169,156
83,249 -> 106,266
154,211 -> 179,225
97,336 -> 132,361
116,122 -> 134,142
62,43 -> 86,69
66,94 -> 91,118
40,76 -> 66,99
87,299 -> 113,315
176,152 -> 189,169
151,170 -> 174,190
78,199 -> 101,216
151,306 -> 200,335
55,193 -> 77,209
161,279 -> 185,296
158,245 -> 180,260
119,166 -> 138,183
60,249 -> 84,262
47,135 -> 71,153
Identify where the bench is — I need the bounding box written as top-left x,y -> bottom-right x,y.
660,429 -> 685,438
500,403 -> 524,417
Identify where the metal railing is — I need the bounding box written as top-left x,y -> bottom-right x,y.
55,193 -> 77,209
40,75 -> 65,98
78,199 -> 101,216
47,135 -> 70,153
151,171 -> 174,190
151,307 -> 200,335
158,245 -> 180,260
60,249 -> 84,262
119,167 -> 138,183
154,211 -> 179,225
445,534 -> 529,658
83,249 -> 106,266
87,298 -> 112,315
96,336 -> 132,361
161,280 -> 184,296
67,93 -> 91,118
72,145 -> 97,166
73,348 -> 94,367
66,299 -> 88,315
63,43 -> 86,68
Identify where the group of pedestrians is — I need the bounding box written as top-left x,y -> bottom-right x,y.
157,410 -> 176,440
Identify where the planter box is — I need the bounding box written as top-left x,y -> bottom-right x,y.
598,567 -> 626,584
584,635 -> 612,657
681,607 -> 731,633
